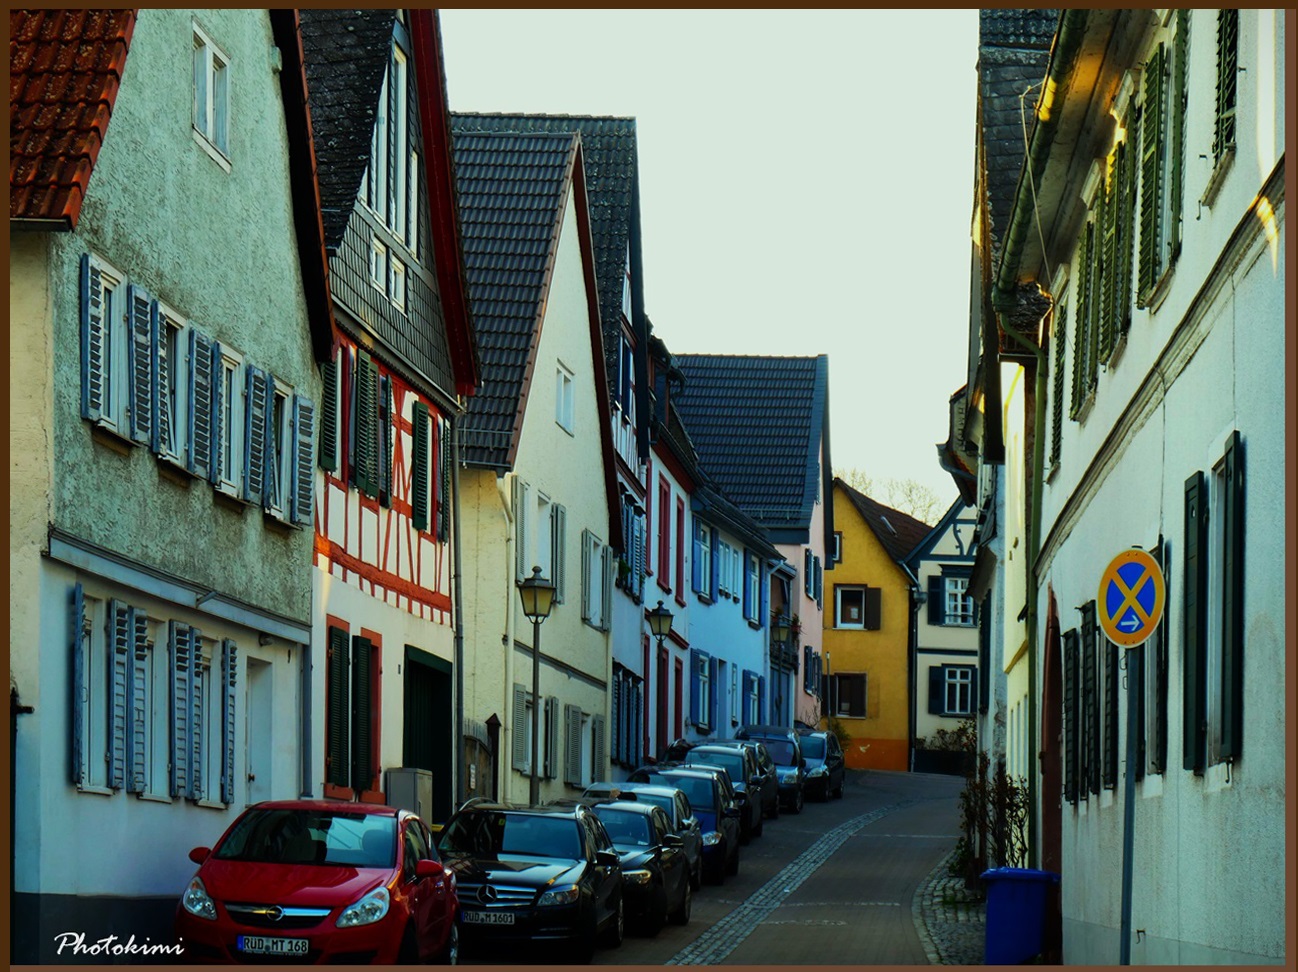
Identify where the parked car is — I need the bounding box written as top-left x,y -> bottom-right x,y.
627,767 -> 741,884
682,744 -> 765,840
736,724 -> 807,814
173,800 -> 459,964
711,738 -> 781,819
436,800 -> 623,963
582,783 -> 704,890
588,801 -> 691,934
798,729 -> 846,800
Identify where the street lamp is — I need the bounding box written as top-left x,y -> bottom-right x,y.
647,599 -> 674,646
772,613 -> 792,646
517,566 -> 555,805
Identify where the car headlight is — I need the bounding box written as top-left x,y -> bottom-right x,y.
181,875 -> 217,921
807,766 -> 828,778
702,831 -> 721,846
779,770 -> 799,783
337,886 -> 390,928
538,885 -> 581,907
623,869 -> 653,885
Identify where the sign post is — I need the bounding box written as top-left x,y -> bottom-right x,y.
1098,547 -> 1165,966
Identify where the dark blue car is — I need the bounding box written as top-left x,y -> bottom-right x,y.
627,767 -> 741,884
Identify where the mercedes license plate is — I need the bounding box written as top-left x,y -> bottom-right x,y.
237,936 -> 310,956
462,910 -> 515,925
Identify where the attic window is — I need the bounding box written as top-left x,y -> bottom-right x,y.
192,24 -> 230,167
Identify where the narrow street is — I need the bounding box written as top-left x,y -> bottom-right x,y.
462,770 -> 964,966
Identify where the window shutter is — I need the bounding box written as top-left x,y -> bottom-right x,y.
411,401 -> 430,532
565,703 -> 582,785
438,419 -> 452,542
611,673 -> 622,765
511,684 -> 528,772
220,639 -> 237,804
1214,10 -> 1239,161
1138,44 -> 1166,303
760,564 -> 769,630
153,311 -> 174,458
127,607 -> 149,794
1118,133 -> 1138,338
864,586 -> 882,631
1071,224 -> 1091,414
601,543 -> 613,631
1168,10 -> 1189,260
580,529 -> 592,622
709,528 -> 719,600
1098,166 -> 1117,362
741,671 -> 753,717
190,640 -> 207,800
291,395 -> 316,527
1103,639 -> 1119,788
127,284 -> 154,445
708,656 -> 719,732
326,625 -> 350,788
208,341 -> 224,485
545,696 -> 560,778
1081,602 -> 1099,795
1182,471 -> 1207,772
552,505 -> 567,603
1063,628 -> 1078,803
1221,431 -> 1245,760
107,599 -> 130,789
814,556 -> 823,609
242,366 -> 268,506
320,356 -> 339,472
378,376 -> 393,507
261,373 -> 278,512
169,621 -> 193,798
928,575 -> 944,625
354,351 -> 379,497
692,520 -> 703,592
187,329 -> 215,480
513,477 -> 527,582
70,583 -> 86,785
351,635 -> 374,793
757,675 -> 766,723
689,650 -> 701,725
80,254 -> 106,421
592,714 -> 607,780
928,666 -> 945,715
1050,303 -> 1067,466
853,674 -> 868,718
803,646 -> 812,693
804,549 -> 813,596
1150,538 -> 1169,774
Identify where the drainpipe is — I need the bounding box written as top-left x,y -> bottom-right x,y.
990,8 -> 1088,869
496,474 -> 517,803
450,410 -> 466,809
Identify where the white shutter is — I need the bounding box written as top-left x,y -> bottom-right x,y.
564,704 -> 582,785
513,478 -> 530,582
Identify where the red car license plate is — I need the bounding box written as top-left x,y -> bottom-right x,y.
237,936 -> 310,956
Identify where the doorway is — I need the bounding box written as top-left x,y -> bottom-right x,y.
404,647 -> 453,822
245,657 -> 272,806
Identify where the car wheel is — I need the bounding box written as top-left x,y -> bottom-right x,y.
434,919 -> 459,965
690,858 -> 703,891
726,845 -> 740,876
769,796 -> 780,820
818,780 -> 831,802
599,893 -> 624,948
834,777 -> 845,799
753,814 -> 764,839
671,879 -> 692,926
642,883 -> 667,937
788,788 -> 803,814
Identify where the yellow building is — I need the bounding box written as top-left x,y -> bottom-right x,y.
822,481 -> 932,771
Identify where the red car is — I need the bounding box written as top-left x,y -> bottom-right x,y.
174,800 -> 459,964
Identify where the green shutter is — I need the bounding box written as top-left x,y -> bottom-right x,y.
1214,10 -> 1238,162
1080,603 -> 1098,796
1117,133 -> 1138,338
1169,9 -> 1189,260
928,666 -> 945,715
1220,432 -> 1245,760
1063,628 -> 1078,803
354,351 -> 379,498
1182,471 -> 1207,773
378,376 -> 393,507
1137,44 -> 1166,304
411,400 -> 430,532
326,626 -> 350,787
1050,300 -> 1067,465
320,356 -> 338,472
1103,639 -> 1119,788
351,635 -> 373,792
1098,163 -> 1117,362
1071,223 -> 1091,416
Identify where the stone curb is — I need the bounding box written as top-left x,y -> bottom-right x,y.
911,847 -> 987,965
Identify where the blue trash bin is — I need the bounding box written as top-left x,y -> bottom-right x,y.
981,867 -> 1060,965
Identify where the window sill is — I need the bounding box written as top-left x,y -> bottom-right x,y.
1044,459 -> 1060,485
194,798 -> 227,810
214,490 -> 247,514
76,783 -> 115,797
136,791 -> 173,804
263,510 -> 297,534
1200,147 -> 1235,210
323,783 -> 355,801
90,424 -> 134,456
193,128 -> 231,173
555,421 -> 575,438
157,460 -> 193,487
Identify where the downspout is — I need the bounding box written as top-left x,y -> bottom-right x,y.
451,409 -> 466,809
990,8 -> 1088,869
496,474 -> 517,803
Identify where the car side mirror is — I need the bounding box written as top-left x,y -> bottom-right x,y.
188,846 -> 211,865
415,859 -> 444,879
724,804 -> 742,819
596,849 -> 620,868
663,833 -> 684,847
750,774 -> 762,788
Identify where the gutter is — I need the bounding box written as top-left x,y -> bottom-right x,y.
496,474 -> 517,803
451,408 -> 466,810
989,9 -> 1088,870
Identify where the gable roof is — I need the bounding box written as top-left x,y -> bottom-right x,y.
448,113 -> 639,402
9,8 -> 137,229
674,354 -> 833,545
834,479 -> 932,566
905,497 -> 976,570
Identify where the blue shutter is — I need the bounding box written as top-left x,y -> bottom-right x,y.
190,636 -> 206,800
928,666 -> 946,715
814,556 -> 823,608
691,521 -> 703,592
757,675 -> 766,723
709,529 -> 720,600
708,655 -> 719,733
742,551 -> 752,618
243,366 -> 268,506
80,254 -> 106,421
127,607 -> 149,794
291,395 -> 316,527
106,599 -> 129,788
689,649 -> 701,726
70,583 -> 86,785
169,622 -> 192,798
126,284 -> 154,445
220,639 -> 238,805
634,512 -> 646,601
150,302 -> 169,455
187,329 -> 214,480
207,340 -> 224,484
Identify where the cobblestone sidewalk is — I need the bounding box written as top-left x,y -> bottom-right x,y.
912,848 -> 986,965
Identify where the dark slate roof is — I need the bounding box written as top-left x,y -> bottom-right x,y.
449,127 -> 578,467
979,8 -> 1058,263
835,479 -> 932,566
298,9 -> 394,250
449,114 -> 636,396
9,9 -> 136,228
674,355 -> 829,535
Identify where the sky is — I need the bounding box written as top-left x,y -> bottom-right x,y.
440,9 -> 980,512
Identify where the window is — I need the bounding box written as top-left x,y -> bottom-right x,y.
832,532 -> 842,564
743,553 -> 760,622
717,541 -> 741,600
834,585 -> 881,630
581,529 -> 611,630
742,670 -> 760,724
693,521 -> 713,597
371,238 -> 387,290
563,704 -> 602,787
192,24 -> 230,161
1183,432 -> 1245,772
214,349 -> 244,496
657,478 -> 671,586
1211,10 -> 1238,167
945,577 -> 974,626
803,647 -> 823,695
556,363 -> 575,433
834,673 -> 867,718
390,257 -> 407,311
535,493 -> 553,581
929,664 -> 977,718
675,500 -> 686,602
265,379 -> 292,519
691,650 -> 713,731
79,254 -> 127,435
929,571 -> 975,626
324,625 -> 379,796
157,304 -> 188,465
616,497 -> 646,602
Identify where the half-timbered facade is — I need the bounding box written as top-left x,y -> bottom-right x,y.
300,9 -> 478,823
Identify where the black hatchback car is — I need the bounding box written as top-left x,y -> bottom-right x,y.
710,739 -> 781,820
798,729 -> 846,800
589,801 -> 692,934
436,800 -> 624,962
736,725 -> 806,814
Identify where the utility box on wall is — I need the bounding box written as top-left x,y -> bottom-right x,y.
386,767 -> 434,821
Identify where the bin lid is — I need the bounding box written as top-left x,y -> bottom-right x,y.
980,867 -> 1060,883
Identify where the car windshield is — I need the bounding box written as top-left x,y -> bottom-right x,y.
439,811 -> 581,861
213,809 -> 396,868
800,736 -> 827,759
632,792 -> 674,819
592,808 -> 652,846
652,774 -> 716,811
692,751 -> 744,782
762,739 -> 797,765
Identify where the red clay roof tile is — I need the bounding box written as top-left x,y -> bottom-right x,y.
9,8 -> 136,228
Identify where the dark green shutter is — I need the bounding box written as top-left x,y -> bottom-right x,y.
1063,628 -> 1078,803
437,419 -> 452,542
354,351 -> 379,498
351,635 -> 374,792
378,376 -> 393,507
1183,471 -> 1207,773
1081,601 -> 1098,795
320,357 -> 338,472
928,574 -> 944,625
1221,432 -> 1245,760
1169,9 -> 1190,260
1103,639 -> 1119,788
1071,223 -> 1091,416
326,626 -> 350,787
1117,132 -> 1138,338
411,400 -> 430,531
928,666 -> 945,715
1050,300 -> 1067,465
1214,10 -> 1238,161
1098,164 -> 1117,362
1085,219 -> 1100,395
1138,44 -> 1167,304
